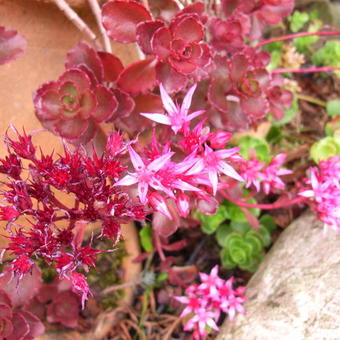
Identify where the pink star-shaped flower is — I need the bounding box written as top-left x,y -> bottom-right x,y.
202,145 -> 244,195
141,83 -> 205,134
115,146 -> 174,204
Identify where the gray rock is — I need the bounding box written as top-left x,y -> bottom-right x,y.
216,211 -> 340,340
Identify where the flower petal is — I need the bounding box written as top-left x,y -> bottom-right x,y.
128,146 -> 145,170
140,113 -> 171,125
148,152 -> 174,171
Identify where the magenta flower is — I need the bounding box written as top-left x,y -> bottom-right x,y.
141,83 -> 204,134
175,266 -> 246,339
300,156 -> 340,232
115,145 -> 174,204
201,145 -> 244,195
260,154 -> 292,194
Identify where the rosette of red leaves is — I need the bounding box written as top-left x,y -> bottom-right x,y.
0,128 -> 145,305
102,0 -> 211,94
33,40 -> 121,141
208,49 -> 292,129
222,0 -> 294,40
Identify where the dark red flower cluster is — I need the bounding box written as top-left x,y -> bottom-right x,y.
0,128 -> 145,304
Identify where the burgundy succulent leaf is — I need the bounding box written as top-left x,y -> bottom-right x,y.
221,0 -> 294,40
117,57 -> 158,95
97,51 -> 124,82
0,26 -> 27,65
0,265 -> 42,306
0,271 -> 44,340
102,0 -> 152,43
46,291 -> 80,328
65,40 -> 104,83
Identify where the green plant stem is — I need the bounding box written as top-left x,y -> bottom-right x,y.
297,94 -> 327,107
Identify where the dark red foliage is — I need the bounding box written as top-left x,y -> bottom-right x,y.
0,129 -> 145,304
0,26 -> 27,66
102,0 -> 152,43
0,266 -> 45,339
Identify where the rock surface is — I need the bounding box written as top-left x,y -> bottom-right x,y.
216,211 -> 340,340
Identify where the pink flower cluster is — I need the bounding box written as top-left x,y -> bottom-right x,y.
238,153 -> 292,194
300,156 -> 340,232
115,83 -> 244,236
175,265 -> 246,340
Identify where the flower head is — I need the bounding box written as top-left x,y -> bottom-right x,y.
175,266 -> 246,339
300,156 -> 340,232
141,83 -> 204,134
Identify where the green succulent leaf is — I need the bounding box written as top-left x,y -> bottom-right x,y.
244,230 -> 264,254
229,246 -> 249,265
310,136 -> 340,163
260,215 -> 277,233
326,99 -> 340,117
220,248 -> 237,269
230,221 -> 251,234
238,135 -> 271,162
289,11 -> 309,33
139,225 -> 153,252
258,226 -> 272,247
239,253 -> 264,272
216,224 -> 233,247
198,205 -> 229,234
225,198 -> 260,223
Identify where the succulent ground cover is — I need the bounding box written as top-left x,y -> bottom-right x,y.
0,0 -> 340,339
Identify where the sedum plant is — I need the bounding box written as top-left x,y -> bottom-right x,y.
1,0 -> 340,338
217,216 -> 276,272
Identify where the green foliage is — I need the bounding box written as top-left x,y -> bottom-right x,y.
326,99 -> 340,117
325,116 -> 340,137
224,199 -> 260,223
217,215 -> 276,272
311,40 -> 340,77
288,11 -> 309,33
266,126 -> 282,144
139,225 -> 153,252
238,135 -> 271,162
294,20 -> 322,53
197,204 -> 229,234
310,136 -> 340,163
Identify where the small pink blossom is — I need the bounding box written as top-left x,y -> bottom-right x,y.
239,153 -> 292,194
141,83 -> 205,134
201,145 -> 244,195
115,146 -> 174,204
300,156 -> 340,232
175,266 -> 246,339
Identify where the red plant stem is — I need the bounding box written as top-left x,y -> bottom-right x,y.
221,191 -> 306,210
271,66 -> 340,74
256,30 -> 340,48
154,233 -> 166,262
53,0 -> 100,49
87,0 -> 112,53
